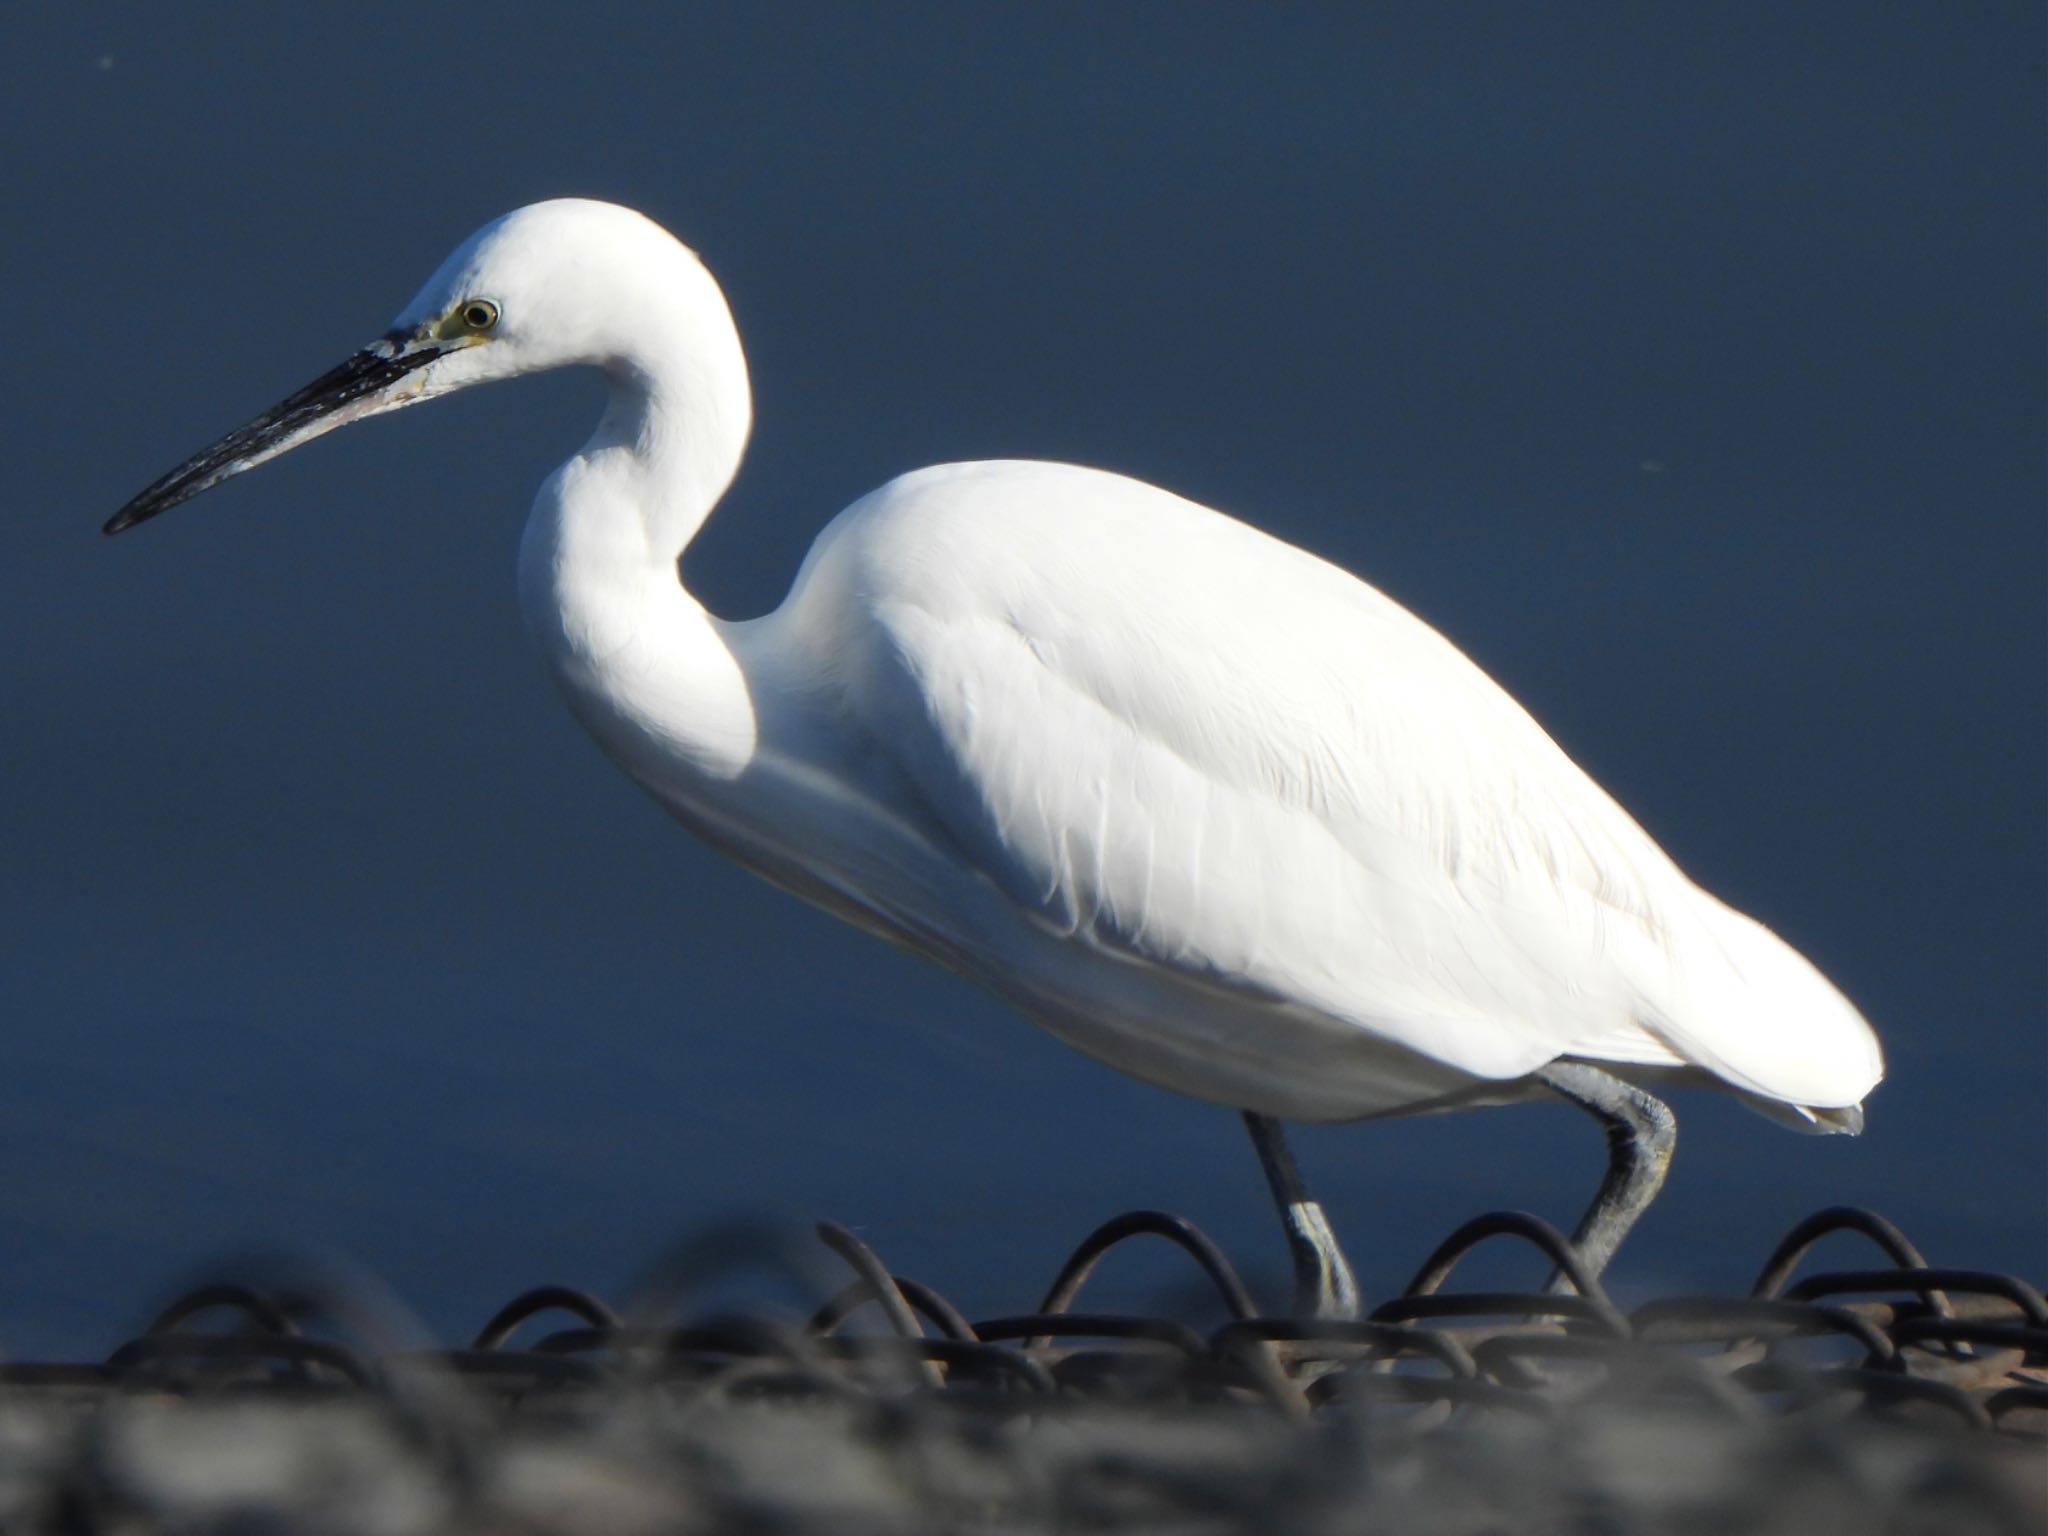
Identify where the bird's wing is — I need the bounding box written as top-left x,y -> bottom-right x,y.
798,461 -> 1877,1105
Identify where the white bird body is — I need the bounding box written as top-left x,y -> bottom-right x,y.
469,200 -> 1878,1133
110,200 -> 1882,1256
526,443 -> 1877,1125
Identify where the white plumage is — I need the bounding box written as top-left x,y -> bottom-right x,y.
760,460 -> 1878,1124
108,199 -> 1882,1289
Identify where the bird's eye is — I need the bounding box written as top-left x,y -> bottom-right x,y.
459,299 -> 499,332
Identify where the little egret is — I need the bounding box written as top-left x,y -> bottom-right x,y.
106,200 -> 1881,1313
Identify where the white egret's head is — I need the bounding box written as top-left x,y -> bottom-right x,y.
105,200 -> 721,535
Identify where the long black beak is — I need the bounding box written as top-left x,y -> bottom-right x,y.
104,332 -> 448,535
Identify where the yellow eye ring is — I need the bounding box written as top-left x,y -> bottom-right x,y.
458,299 -> 499,332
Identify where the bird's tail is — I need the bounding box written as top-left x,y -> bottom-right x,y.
1644,891 -> 1884,1126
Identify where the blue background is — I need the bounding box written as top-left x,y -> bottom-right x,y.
2,5 -> 2040,1352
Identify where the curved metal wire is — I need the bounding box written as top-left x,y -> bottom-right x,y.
808,1275 -> 978,1342
1397,1211 -> 1626,1333
144,1283 -> 301,1339
1034,1209 -> 1260,1320
1749,1207 -> 1934,1301
470,1285 -> 621,1349
1784,1268 -> 2047,1325
0,1202 -> 2030,1453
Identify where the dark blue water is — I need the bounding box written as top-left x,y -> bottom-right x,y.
2,5 -> 2040,1354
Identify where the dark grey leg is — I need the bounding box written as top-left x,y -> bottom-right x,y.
1533,1063 -> 1678,1283
1242,1111 -> 1361,1319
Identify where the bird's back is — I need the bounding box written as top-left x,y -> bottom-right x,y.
762,460 -> 1880,1122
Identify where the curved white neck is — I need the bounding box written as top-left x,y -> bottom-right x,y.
517,285 -> 761,787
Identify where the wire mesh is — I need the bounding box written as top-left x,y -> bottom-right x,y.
0,1203 -> 2038,1533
